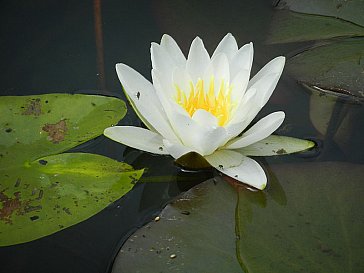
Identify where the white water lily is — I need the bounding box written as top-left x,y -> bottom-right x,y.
104,33 -> 314,189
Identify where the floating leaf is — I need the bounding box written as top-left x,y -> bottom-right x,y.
0,153 -> 143,246
276,0 -> 364,27
0,94 -> 143,246
112,162 -> 364,273
287,39 -> 364,97
267,10 -> 364,43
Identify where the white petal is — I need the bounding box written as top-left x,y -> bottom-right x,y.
172,67 -> 192,97
248,56 -> 285,107
230,42 -> 253,79
203,53 -> 230,94
163,139 -> 195,159
151,43 -> 175,86
116,64 -> 178,142
212,33 -> 238,61
104,126 -> 168,155
226,87 -> 258,136
237,135 -> 315,156
207,154 -> 267,190
204,149 -> 243,169
186,37 -> 210,82
169,112 -> 229,155
160,34 -> 186,67
230,68 -> 250,103
191,109 -> 218,128
226,111 -> 285,149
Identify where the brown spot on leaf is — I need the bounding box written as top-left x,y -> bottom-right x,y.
22,98 -> 42,116
42,119 -> 67,143
0,191 -> 29,224
276,148 -> 287,155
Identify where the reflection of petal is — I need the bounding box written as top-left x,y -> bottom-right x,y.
212,33 -> 238,62
248,56 -> 285,107
204,149 -> 243,169
163,139 -> 194,159
115,64 -> 178,141
226,111 -> 285,149
104,126 -> 168,154
207,154 -> 267,190
237,135 -> 315,156
187,37 -> 210,82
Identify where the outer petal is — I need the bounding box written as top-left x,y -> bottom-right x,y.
206,153 -> 267,190
160,34 -> 186,68
204,149 -> 243,169
226,111 -> 285,149
248,56 -> 285,107
104,126 -> 168,155
212,33 -> 238,61
186,37 -> 211,82
116,64 -> 179,142
237,135 -> 315,156
230,68 -> 250,103
163,139 -> 195,159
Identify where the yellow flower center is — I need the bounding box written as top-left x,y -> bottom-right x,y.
175,78 -> 233,126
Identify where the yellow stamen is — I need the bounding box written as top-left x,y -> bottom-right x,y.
175,77 -> 234,126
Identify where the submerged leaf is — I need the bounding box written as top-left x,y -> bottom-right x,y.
267,10 -> 364,44
276,0 -> 364,27
287,39 -> 364,97
113,162 -> 364,273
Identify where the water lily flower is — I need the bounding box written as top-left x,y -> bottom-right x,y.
104,33 -> 314,190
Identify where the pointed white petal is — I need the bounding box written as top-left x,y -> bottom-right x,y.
204,149 -> 243,169
160,34 -> 186,67
192,109 -> 218,128
212,33 -> 238,61
116,64 -> 178,141
230,42 -> 254,79
150,43 -> 175,86
226,111 -> 285,149
248,56 -> 285,107
186,37 -> 210,82
163,139 -> 195,159
237,135 -> 315,156
104,126 -> 168,154
207,154 -> 267,190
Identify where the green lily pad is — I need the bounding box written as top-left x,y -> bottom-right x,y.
0,94 -> 144,246
287,39 -> 364,97
276,0 -> 364,27
267,10 -> 364,44
112,162 -> 364,272
0,153 -> 143,246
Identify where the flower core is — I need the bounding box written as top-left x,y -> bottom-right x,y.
175,78 -> 233,126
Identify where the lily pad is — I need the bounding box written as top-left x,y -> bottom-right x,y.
112,162 -> 364,272
287,38 -> 364,97
0,94 -> 144,246
267,10 -> 364,43
275,0 -> 364,27
0,153 -> 143,246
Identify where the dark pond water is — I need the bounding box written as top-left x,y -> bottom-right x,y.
1,1 -> 363,272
